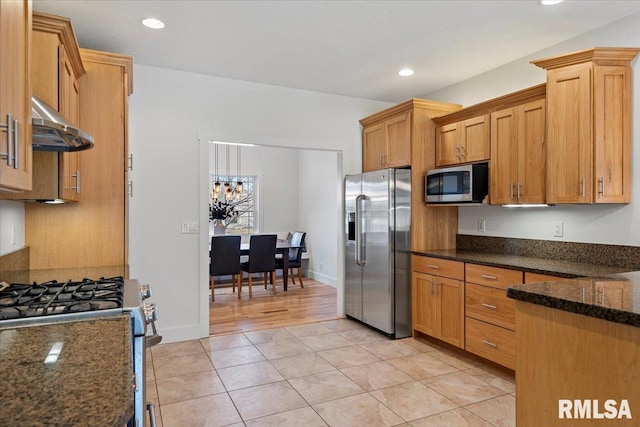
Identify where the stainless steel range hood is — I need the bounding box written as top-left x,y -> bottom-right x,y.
31,96 -> 94,152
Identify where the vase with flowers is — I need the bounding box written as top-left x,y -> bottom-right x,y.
209,199 -> 240,235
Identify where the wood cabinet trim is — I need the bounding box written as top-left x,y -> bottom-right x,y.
432,84 -> 545,126
531,47 -> 640,70
33,11 -> 85,78
360,98 -> 461,127
80,48 -> 134,95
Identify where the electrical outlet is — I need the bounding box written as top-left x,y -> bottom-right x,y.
477,219 -> 486,233
554,221 -> 564,237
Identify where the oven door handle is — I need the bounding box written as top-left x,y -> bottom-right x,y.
147,402 -> 158,427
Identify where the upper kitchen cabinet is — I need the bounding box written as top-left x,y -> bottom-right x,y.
362,110 -> 411,171
533,47 -> 640,204
0,0 -> 32,192
2,11 -> 85,202
435,114 -> 490,167
361,99 -> 462,252
490,99 -> 546,205
25,48 -> 133,269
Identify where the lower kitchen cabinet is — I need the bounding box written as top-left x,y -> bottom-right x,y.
412,256 -> 465,348
464,263 -> 522,370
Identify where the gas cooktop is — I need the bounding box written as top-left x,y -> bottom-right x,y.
0,276 -> 124,320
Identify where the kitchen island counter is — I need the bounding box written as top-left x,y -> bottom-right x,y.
0,315 -> 134,426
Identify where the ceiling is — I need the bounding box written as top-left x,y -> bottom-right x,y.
32,0 -> 640,103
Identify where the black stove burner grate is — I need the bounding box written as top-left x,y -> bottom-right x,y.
0,276 -> 124,320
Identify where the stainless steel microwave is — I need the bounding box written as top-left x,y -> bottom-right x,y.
425,162 -> 489,203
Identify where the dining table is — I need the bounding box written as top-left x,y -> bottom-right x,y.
243,240 -> 303,292
210,238 -> 303,292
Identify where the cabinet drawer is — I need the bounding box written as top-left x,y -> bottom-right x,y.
412,256 -> 464,280
465,283 -> 515,330
465,317 -> 515,370
465,264 -> 523,289
524,272 -> 564,284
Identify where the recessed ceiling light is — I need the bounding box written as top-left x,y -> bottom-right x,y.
539,0 -> 564,5
142,18 -> 165,29
398,68 -> 415,77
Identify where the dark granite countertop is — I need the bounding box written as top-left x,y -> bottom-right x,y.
507,272 -> 640,327
0,265 -> 128,284
0,315 -> 134,426
412,249 -> 632,278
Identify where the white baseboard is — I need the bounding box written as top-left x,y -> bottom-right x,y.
160,324 -> 208,344
305,269 -> 337,287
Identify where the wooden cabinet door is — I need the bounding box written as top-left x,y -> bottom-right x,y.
490,108 -> 517,204
546,63 -> 592,203
362,122 -> 385,172
435,122 -> 460,167
461,114 -> 490,163
59,47 -> 81,202
593,65 -> 631,203
412,271 -> 437,337
0,0 -> 32,192
436,276 -> 465,348
517,99 -> 546,204
385,112 -> 411,168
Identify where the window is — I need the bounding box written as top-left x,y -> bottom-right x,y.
209,174 -> 257,234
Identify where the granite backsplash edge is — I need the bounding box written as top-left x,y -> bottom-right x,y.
457,235 -> 640,270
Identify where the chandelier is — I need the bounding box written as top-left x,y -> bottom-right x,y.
212,143 -> 243,201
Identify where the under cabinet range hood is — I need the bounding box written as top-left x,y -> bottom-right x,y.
31,96 -> 94,152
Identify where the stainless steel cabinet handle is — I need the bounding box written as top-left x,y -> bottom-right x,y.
0,114 -> 14,167
509,182 -> 514,200
581,177 -> 586,198
517,182 -> 521,200
12,118 -> 18,169
480,274 -> 497,280
428,264 -> 441,270
598,177 -> 605,197
482,340 -> 498,348
71,170 -> 81,193
481,303 -> 497,310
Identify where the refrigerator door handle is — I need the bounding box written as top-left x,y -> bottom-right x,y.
355,194 -> 366,266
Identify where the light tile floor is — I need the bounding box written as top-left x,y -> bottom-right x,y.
146,319 -> 515,427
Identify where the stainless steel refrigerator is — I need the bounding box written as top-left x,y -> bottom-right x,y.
344,168 -> 411,339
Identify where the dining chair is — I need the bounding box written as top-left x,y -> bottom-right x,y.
240,234 -> 278,298
276,231 -> 306,288
209,235 -> 242,301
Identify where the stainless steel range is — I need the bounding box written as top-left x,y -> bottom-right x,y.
0,276 -> 161,427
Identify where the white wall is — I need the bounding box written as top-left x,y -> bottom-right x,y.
426,13 -> 640,247
297,149 -> 341,287
0,201 -> 25,256
129,64 -> 391,342
208,144 -> 300,233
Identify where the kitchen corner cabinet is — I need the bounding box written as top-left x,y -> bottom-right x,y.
2,12 -> 84,202
435,114 -> 489,167
533,47 -> 640,204
0,0 -> 32,192
362,111 -> 411,171
412,255 -> 465,348
25,49 -> 133,269
490,99 -> 545,205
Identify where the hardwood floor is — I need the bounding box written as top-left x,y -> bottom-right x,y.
209,278 -> 338,336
